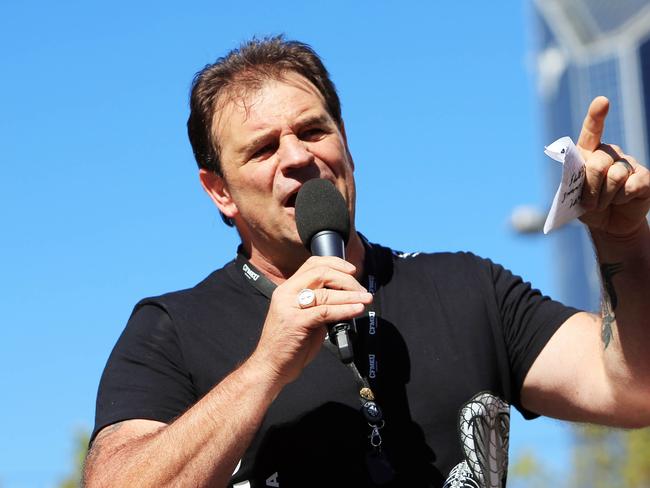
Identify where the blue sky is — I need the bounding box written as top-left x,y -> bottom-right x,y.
1,1 -> 580,485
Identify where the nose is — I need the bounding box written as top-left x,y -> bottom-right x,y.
278,134 -> 314,171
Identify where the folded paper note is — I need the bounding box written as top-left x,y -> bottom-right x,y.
543,136 -> 586,234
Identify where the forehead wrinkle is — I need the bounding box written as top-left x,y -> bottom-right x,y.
211,74 -> 332,161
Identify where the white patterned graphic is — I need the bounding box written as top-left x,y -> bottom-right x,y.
443,392 -> 510,488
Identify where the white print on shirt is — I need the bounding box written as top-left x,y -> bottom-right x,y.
231,460 -> 252,488
392,250 -> 421,259
266,472 -> 280,487
443,392 -> 510,488
242,263 -> 260,281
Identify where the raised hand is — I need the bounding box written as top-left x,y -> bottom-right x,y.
576,96 -> 650,237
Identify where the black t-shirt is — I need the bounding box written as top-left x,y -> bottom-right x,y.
93,242 -> 578,487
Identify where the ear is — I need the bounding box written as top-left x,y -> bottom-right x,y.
340,121 -> 355,171
199,169 -> 239,219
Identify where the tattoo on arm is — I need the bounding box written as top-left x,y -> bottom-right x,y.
600,262 -> 623,349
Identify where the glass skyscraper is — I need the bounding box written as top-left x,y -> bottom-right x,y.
532,0 -> 650,310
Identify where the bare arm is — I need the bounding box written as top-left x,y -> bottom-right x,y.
83,256 -> 372,488
522,97 -> 650,427
84,355 -> 281,488
521,227 -> 650,427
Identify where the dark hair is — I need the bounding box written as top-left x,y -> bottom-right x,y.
187,36 -> 342,226
187,35 -> 341,164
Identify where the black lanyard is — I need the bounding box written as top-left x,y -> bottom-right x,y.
235,242 -> 395,484
234,246 -> 381,403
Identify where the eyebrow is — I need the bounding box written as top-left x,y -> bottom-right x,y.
239,132 -> 273,154
296,113 -> 333,129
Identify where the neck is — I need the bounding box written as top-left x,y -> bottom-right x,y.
244,232 -> 366,285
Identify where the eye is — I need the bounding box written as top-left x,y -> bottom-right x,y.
250,142 -> 277,161
300,127 -> 327,142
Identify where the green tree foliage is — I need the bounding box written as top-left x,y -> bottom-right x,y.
58,429 -> 89,488
511,425 -> 650,488
509,449 -> 555,488
622,428 -> 650,488
570,425 -> 650,488
570,424 -> 626,488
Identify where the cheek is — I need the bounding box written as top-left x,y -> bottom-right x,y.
236,164 -> 276,193
316,142 -> 350,172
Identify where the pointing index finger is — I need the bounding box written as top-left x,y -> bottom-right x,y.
577,96 -> 609,152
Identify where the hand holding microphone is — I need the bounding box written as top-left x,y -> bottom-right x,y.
251,179 -> 368,386
295,179 -> 359,363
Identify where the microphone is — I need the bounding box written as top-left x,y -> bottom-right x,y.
295,179 -> 355,363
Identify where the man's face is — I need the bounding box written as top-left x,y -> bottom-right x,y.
207,72 -> 356,256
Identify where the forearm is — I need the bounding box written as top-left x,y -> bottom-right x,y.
591,222 -> 650,423
84,256 -> 369,487
84,354 -> 283,488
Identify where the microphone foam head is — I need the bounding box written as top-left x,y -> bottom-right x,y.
295,179 -> 350,248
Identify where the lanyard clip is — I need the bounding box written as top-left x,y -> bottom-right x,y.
369,424 -> 383,448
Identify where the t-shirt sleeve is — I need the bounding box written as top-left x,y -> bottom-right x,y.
91,302 -> 196,443
487,259 -> 580,419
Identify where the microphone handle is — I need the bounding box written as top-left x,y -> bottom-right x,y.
310,230 -> 346,258
310,230 -> 355,363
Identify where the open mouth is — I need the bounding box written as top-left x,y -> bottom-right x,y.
284,192 -> 298,208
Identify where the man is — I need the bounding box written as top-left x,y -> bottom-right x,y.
84,37 -> 650,487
